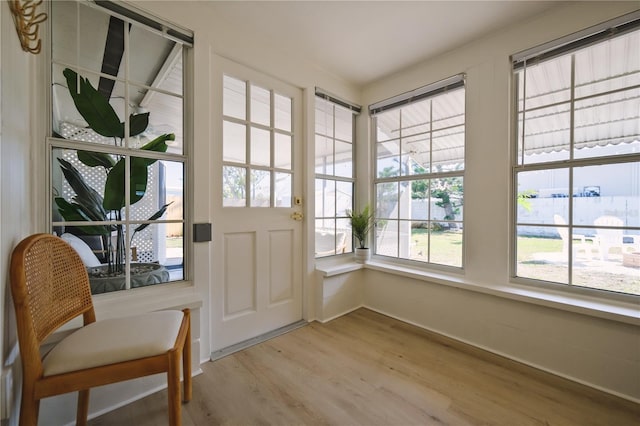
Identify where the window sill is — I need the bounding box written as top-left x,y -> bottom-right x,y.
315,256 -> 363,277
320,258 -> 639,326
50,281 -> 203,341
92,280 -> 203,320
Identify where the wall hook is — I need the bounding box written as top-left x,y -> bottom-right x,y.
8,0 -> 47,54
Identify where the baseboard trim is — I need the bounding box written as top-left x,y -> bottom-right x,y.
318,304 -> 364,323
210,320 -> 308,361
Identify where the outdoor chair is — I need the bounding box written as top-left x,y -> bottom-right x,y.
593,215 -> 639,261
10,233 -> 191,426
315,230 -> 347,257
553,214 -> 593,259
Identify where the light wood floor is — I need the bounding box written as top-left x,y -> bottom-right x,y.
90,308 -> 639,426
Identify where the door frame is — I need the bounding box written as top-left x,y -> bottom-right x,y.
209,53 -> 311,353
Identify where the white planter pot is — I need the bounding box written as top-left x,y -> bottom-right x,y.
354,248 -> 371,263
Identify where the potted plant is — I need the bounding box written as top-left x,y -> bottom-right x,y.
346,205 -> 374,263
55,68 -> 173,277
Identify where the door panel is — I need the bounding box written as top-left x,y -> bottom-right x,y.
268,229 -> 294,305
211,56 -> 303,351
223,232 -> 256,318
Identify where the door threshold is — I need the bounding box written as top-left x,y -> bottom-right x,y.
210,319 -> 307,361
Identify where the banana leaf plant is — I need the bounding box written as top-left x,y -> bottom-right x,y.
55,68 -> 174,274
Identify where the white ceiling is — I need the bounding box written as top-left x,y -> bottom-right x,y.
209,1 -> 566,87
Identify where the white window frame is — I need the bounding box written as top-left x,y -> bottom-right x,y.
370,75 -> 466,269
314,90 -> 360,258
47,0 -> 193,292
221,75 -> 295,208
511,12 -> 640,298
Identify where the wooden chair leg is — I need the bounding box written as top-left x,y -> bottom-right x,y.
19,388 -> 39,426
76,389 -> 90,426
168,350 -> 181,426
183,310 -> 192,403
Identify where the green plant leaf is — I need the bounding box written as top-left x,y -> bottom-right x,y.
130,156 -> 149,205
77,151 -> 115,169
58,158 -> 107,220
102,155 -> 152,210
54,198 -> 109,235
55,197 -> 91,222
129,112 -> 149,137
103,159 -> 126,211
133,202 -> 173,234
346,205 -> 374,249
63,68 -> 123,138
101,133 -> 174,211
139,133 -> 174,165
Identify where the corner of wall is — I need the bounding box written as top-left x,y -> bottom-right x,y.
316,268 -> 364,323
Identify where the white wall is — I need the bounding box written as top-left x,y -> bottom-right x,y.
315,269 -> 364,322
359,1 -> 640,402
1,1 -> 39,423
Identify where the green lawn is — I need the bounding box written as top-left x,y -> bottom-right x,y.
516,235 -> 563,260
411,228 -> 562,261
409,230 -> 566,261
409,230 -> 638,295
410,229 -> 462,266
409,230 -> 569,265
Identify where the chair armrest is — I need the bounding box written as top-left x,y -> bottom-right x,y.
571,234 -> 586,243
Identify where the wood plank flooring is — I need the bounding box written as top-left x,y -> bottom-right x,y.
89,308 -> 640,426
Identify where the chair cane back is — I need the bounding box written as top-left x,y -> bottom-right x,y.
10,234 -> 192,426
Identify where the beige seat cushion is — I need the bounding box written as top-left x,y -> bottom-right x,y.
43,310 -> 184,376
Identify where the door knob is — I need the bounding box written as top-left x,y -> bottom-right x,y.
291,211 -> 303,221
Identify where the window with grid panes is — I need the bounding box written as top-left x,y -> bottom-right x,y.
315,95 -> 358,257
222,75 -> 294,208
49,0 -> 192,294
512,15 -> 640,296
371,76 -> 465,267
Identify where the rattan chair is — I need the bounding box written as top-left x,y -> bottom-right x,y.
10,233 -> 192,426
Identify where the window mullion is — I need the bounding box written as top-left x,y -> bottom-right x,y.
123,11 -> 132,289
270,89 -> 275,207
521,64 -> 527,166
332,104 -> 338,249
334,177 -> 338,250
567,54 -> 577,285
397,111 -> 403,258
332,104 -> 337,179
428,100 -> 433,261
245,81 -> 251,206
569,55 -> 576,163
124,154 -> 131,289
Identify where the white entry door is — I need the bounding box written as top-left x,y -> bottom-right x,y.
211,57 -> 304,351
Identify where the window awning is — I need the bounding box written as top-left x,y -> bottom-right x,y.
374,27 -> 639,167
